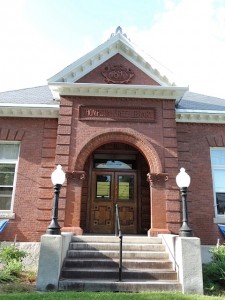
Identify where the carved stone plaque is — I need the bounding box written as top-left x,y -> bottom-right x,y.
79,106 -> 156,122
101,65 -> 134,84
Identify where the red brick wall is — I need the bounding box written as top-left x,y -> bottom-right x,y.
1,113 -> 222,244
77,54 -> 160,86
71,96 -> 164,162
0,117 -> 57,242
177,123 -> 225,245
2,51 -> 222,245
56,95 -> 180,235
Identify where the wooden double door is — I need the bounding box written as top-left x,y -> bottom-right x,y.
90,170 -> 137,234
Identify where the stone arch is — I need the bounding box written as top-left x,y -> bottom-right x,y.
73,128 -> 162,173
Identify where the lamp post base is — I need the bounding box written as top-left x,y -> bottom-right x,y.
46,218 -> 61,235
46,227 -> 61,235
179,222 -> 193,237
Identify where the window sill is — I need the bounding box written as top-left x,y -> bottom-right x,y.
214,216 -> 225,224
0,212 -> 15,219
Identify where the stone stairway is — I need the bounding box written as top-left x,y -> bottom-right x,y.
58,235 -> 181,292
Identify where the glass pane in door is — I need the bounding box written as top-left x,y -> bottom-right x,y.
117,175 -> 134,200
96,175 -> 112,199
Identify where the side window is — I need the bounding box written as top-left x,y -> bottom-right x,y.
211,148 -> 225,221
0,142 -> 20,217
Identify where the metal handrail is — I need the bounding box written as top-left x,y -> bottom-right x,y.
115,204 -> 123,281
161,234 -> 179,272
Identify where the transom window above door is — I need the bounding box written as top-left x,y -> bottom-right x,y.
94,154 -> 136,170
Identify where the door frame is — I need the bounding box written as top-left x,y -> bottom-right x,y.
90,169 -> 137,234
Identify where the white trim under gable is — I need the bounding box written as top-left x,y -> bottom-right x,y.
49,82 -> 188,102
48,33 -> 184,88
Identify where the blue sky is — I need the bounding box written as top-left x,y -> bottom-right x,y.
1,0 -> 225,99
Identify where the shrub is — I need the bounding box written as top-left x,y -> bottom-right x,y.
203,244 -> 225,295
6,259 -> 23,277
0,244 -> 27,282
0,245 -> 26,264
0,270 -> 17,283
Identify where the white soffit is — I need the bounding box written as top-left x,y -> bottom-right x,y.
176,109 -> 225,124
49,82 -> 188,102
0,104 -> 59,118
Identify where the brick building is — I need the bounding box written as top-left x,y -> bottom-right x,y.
1,28 -> 225,246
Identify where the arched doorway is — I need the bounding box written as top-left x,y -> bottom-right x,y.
80,143 -> 150,234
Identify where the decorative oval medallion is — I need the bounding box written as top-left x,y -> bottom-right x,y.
102,64 -> 135,84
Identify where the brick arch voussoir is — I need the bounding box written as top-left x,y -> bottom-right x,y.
206,131 -> 225,147
74,130 -> 162,173
0,128 -> 25,141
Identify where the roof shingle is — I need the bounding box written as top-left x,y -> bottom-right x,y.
177,91 -> 225,111
0,86 -> 56,105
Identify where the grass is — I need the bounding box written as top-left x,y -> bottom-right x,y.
0,291 -> 224,300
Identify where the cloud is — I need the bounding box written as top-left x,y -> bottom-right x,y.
124,0 -> 225,98
0,0 -> 224,100
0,0 -> 73,91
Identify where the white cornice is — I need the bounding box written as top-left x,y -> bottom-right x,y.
49,82 -> 188,101
0,104 -> 59,118
48,33 -> 182,87
1,102 -> 225,125
176,109 -> 225,124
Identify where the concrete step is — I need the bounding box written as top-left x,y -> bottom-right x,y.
63,258 -> 173,269
59,235 -> 180,293
67,250 -> 169,259
58,279 -> 182,292
71,235 -> 162,244
61,268 -> 178,280
69,242 -> 165,251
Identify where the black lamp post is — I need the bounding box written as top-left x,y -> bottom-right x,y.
46,165 -> 65,235
176,168 -> 193,237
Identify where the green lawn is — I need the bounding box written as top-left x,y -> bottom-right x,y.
0,292 -> 223,300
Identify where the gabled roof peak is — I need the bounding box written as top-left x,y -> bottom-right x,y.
48,30 -> 177,86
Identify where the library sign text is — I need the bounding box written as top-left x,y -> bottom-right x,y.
79,106 -> 155,122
